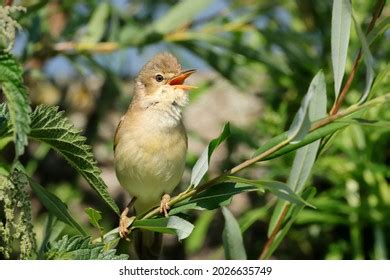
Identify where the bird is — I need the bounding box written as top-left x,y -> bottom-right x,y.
114,52 -> 195,259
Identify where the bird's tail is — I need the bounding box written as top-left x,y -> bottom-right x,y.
134,229 -> 162,259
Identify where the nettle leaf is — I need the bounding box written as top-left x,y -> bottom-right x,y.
0,51 -> 31,157
353,16 -> 375,104
222,207 -> 247,260
191,122 -> 230,187
27,175 -> 87,236
331,0 -> 352,98
28,105 -> 119,215
85,207 -> 104,233
132,216 -> 194,241
46,235 -> 128,260
153,0 -> 215,34
287,71 -> 325,143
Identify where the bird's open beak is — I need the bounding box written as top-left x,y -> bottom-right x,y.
168,69 -> 197,90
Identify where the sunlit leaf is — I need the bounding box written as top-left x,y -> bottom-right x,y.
80,2 -> 110,43
287,71 -> 325,143
190,123 -> 230,187
133,216 -> 194,241
331,0 -> 352,98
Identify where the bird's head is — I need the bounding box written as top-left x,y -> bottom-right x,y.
133,52 -> 196,117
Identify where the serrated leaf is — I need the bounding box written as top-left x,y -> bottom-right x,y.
132,216 -> 194,241
331,0 -> 352,98
28,105 -> 119,215
222,207 -> 247,260
0,51 -> 31,157
353,16 -> 375,104
191,122 -> 230,187
27,175 -> 87,236
85,207 -> 103,233
287,71 -> 325,143
153,0 -> 215,34
46,235 -> 128,260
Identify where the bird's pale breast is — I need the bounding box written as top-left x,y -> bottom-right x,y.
114,111 -> 187,213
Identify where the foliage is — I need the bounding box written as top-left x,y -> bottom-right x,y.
46,235 -> 128,260
0,0 -> 389,260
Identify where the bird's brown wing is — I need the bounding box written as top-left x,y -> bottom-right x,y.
113,115 -> 125,152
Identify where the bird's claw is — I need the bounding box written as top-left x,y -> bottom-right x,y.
159,194 -> 171,217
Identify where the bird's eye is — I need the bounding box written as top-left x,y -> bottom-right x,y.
155,74 -> 164,82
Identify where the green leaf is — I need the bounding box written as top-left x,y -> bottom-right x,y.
331,0 -> 352,98
287,71 -> 325,143
262,187 -> 316,259
254,121 -> 349,160
353,16 -> 375,104
288,71 -> 327,193
185,210 -> 216,254
153,0 -> 215,34
222,207 -> 247,260
27,175 -> 87,236
367,16 -> 390,45
80,2 -> 110,43
170,182 -> 257,214
28,105 -> 120,215
46,235 -> 128,260
85,207 -> 104,233
0,51 -> 31,157
133,216 -> 194,241
227,177 -> 313,207
190,122 -> 230,187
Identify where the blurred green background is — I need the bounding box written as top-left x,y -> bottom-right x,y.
3,0 -> 389,259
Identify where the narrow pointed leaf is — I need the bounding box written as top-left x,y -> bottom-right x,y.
222,207 -> 247,260
331,0 -> 352,98
287,71 -> 326,143
191,123 -> 230,187
27,176 -> 87,236
288,71 -> 327,193
353,17 -> 375,104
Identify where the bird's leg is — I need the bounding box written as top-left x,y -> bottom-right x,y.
159,194 -> 171,217
119,197 -> 137,238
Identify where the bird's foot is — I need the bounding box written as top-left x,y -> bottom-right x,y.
119,197 -> 137,239
159,194 -> 171,217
